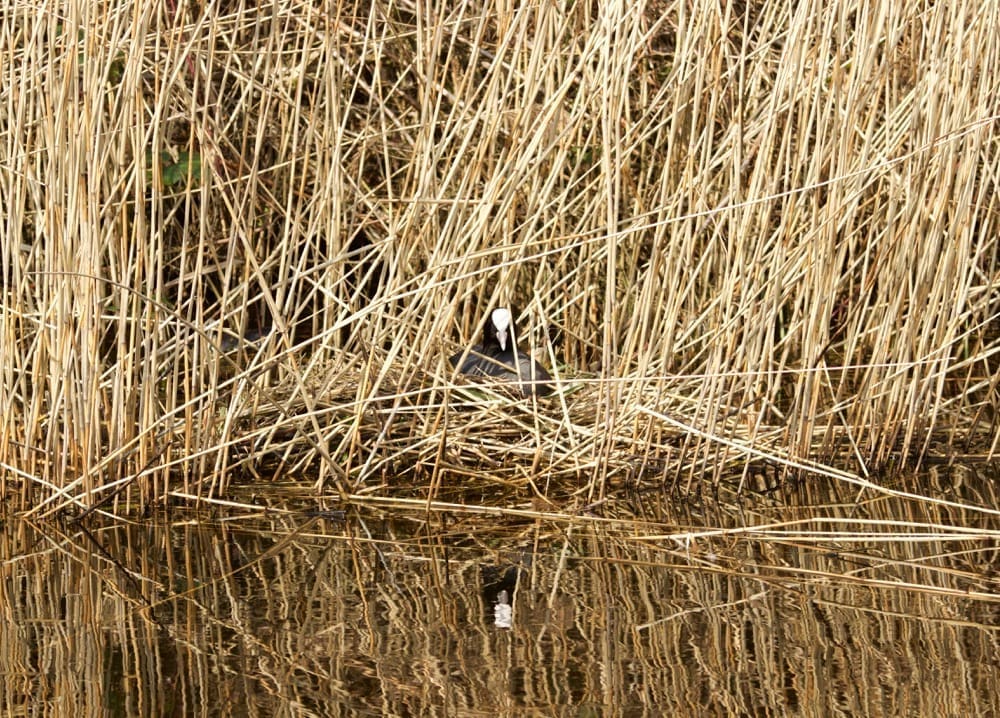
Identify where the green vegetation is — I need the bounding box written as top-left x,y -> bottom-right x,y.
1,0 -> 997,514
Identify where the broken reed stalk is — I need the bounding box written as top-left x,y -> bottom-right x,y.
1,0 -> 998,513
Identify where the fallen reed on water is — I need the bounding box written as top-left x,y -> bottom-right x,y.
1,0 -> 998,513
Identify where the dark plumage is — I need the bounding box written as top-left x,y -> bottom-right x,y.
450,308 -> 553,397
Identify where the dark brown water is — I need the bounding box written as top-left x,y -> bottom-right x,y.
2,464 -> 999,716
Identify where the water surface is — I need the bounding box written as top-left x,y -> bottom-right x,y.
2,465 -> 998,716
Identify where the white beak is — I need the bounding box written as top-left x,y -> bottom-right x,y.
496,326 -> 508,351
491,308 -> 512,351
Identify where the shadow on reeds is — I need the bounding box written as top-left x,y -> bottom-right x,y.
3,464 -> 999,716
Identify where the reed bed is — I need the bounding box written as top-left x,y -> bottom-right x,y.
1,0 -> 998,513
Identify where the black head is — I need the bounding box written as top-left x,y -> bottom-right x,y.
482,307 -> 513,352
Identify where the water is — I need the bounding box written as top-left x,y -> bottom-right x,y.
2,464 -> 999,716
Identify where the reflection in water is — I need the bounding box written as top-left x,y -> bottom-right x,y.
482,563 -> 521,630
494,589 -> 512,629
1,465 -> 999,716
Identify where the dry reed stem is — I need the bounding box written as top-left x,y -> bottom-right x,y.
1,0 -> 998,514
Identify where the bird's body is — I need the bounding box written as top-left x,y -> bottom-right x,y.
450,308 -> 553,397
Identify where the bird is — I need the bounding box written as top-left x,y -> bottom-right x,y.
450,308 -> 553,397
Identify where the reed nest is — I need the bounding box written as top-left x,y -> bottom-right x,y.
2,0 -> 999,514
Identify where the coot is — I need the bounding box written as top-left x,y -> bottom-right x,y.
450,308 -> 553,397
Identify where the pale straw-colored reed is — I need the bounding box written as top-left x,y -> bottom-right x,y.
1,0 -> 997,514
